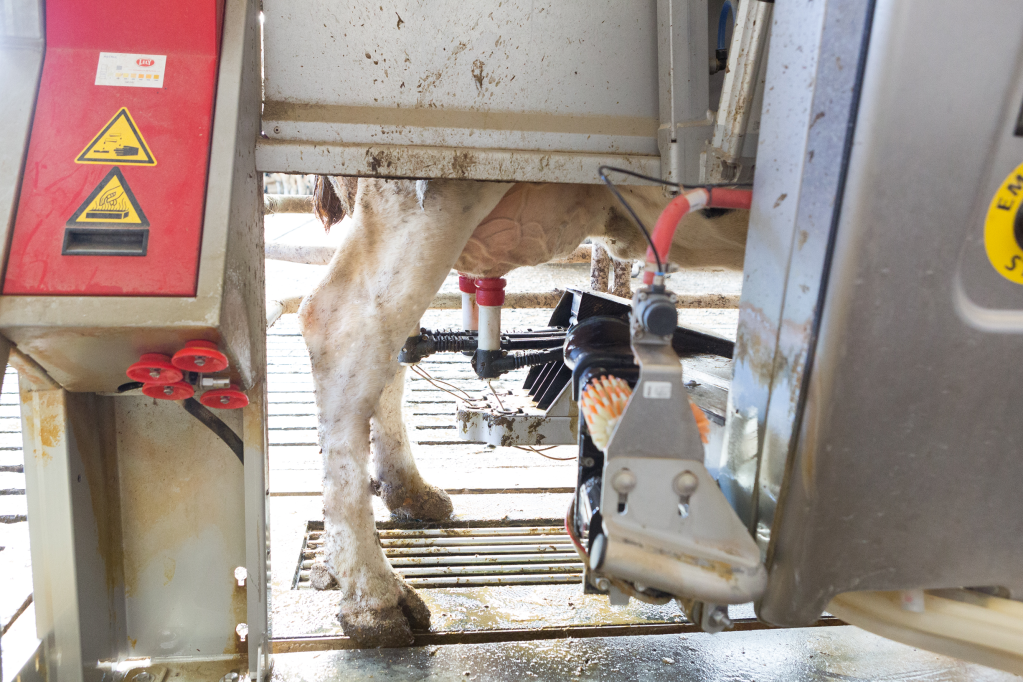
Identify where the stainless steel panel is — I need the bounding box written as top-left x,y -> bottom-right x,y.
746,0 -> 1023,626
0,0 -> 44,277
258,0 -> 716,183
721,0 -> 870,535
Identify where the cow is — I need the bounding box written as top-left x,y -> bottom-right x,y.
297,176 -> 749,647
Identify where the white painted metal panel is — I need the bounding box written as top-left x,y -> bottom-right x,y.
259,0 -> 702,182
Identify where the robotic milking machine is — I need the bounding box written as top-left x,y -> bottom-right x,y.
400,184 -> 766,630
3,0 -> 1023,679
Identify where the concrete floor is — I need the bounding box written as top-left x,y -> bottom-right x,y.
270,627 -> 1020,682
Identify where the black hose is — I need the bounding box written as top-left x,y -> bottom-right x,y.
182,398 -> 244,464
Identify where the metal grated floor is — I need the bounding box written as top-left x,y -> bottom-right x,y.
294,521 -> 585,590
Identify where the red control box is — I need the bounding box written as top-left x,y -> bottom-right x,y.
4,0 -> 225,296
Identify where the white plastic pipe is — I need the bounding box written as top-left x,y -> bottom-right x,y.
478,305 -> 501,351
475,277 -> 507,351
462,292 -> 479,331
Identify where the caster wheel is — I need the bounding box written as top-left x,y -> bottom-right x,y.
126,353 -> 183,384
142,381 -> 195,400
200,384 -> 248,410
172,340 -> 229,373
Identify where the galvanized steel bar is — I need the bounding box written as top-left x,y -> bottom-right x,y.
403,574 -> 583,588
704,0 -> 772,182
374,526 -> 565,538
388,554 -> 582,567
379,536 -> 575,548
394,564 -> 584,577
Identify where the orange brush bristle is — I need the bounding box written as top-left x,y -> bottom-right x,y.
580,375 -> 632,451
580,375 -> 710,451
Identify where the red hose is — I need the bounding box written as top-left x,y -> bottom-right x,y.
642,187 -> 753,284
708,187 -> 753,210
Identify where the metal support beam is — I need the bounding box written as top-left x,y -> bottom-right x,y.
703,0 -> 772,183
658,0 -> 713,186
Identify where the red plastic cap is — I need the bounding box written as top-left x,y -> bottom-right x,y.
475,277 -> 506,307
200,384 -> 249,410
172,340 -> 229,373
458,274 -> 478,294
142,381 -> 195,400
127,353 -> 183,384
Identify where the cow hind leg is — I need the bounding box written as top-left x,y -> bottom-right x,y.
371,363 -> 454,520
299,178 -> 510,646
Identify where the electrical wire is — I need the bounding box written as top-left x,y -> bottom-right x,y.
488,380 -> 576,461
598,165 -> 662,272
514,445 -> 576,461
411,364 -> 576,462
410,364 -> 479,404
597,165 -> 754,275
565,499 -> 589,560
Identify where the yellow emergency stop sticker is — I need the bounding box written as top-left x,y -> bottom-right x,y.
984,162 -> 1023,284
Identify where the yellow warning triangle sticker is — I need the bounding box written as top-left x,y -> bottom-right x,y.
75,108 -> 156,166
66,168 -> 149,226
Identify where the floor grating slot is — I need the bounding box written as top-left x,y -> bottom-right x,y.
294,520 -> 585,589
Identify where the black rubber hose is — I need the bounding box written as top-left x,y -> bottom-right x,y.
182,397 -> 244,464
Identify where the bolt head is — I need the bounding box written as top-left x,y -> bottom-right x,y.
611,469 -> 637,494
194,356 -> 206,367
220,396 -> 230,404
673,471 -> 699,497
135,673 -> 155,682
707,609 -> 732,630
595,577 -> 611,591
162,386 -> 174,396
149,368 -> 161,378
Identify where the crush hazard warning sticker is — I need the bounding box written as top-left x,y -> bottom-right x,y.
67,168 -> 149,227
76,108 -> 156,166
983,162 -> 1023,284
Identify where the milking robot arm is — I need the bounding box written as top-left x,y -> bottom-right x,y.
564,282 -> 767,632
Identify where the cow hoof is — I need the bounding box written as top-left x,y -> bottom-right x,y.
378,478 -> 454,522
309,562 -> 338,590
338,581 -> 431,647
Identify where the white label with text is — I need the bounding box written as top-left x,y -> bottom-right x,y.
95,53 -> 167,88
642,381 -> 672,399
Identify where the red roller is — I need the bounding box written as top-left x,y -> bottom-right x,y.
200,384 -> 249,410
172,340 -> 229,373
126,353 -> 182,384
142,381 -> 194,400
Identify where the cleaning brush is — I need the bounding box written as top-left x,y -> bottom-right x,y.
580,374 -> 710,452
